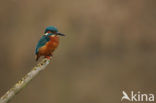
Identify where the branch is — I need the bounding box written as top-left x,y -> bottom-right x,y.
0,58 -> 51,103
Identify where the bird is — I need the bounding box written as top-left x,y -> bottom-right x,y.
35,26 -> 65,61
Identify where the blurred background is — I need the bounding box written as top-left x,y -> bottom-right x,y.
0,0 -> 156,103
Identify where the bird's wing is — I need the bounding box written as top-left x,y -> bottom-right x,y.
35,35 -> 50,54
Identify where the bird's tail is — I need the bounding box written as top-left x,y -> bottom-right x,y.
35,54 -> 40,61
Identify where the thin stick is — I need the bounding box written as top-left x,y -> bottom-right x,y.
0,58 -> 51,103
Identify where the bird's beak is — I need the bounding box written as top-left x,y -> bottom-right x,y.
56,32 -> 65,36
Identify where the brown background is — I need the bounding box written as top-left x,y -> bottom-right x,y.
0,0 -> 156,103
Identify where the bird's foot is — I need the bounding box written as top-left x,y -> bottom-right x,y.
45,56 -> 52,60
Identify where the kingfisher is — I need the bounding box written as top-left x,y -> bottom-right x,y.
35,26 -> 65,61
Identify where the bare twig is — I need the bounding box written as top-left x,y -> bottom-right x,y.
0,58 -> 51,103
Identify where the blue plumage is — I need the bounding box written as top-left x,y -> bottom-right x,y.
44,26 -> 58,33
35,33 -> 52,54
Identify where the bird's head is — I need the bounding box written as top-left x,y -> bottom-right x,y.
44,26 -> 65,36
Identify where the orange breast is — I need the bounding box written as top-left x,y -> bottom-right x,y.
39,35 -> 59,56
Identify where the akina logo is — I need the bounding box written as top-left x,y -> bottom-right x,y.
121,91 -> 154,102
